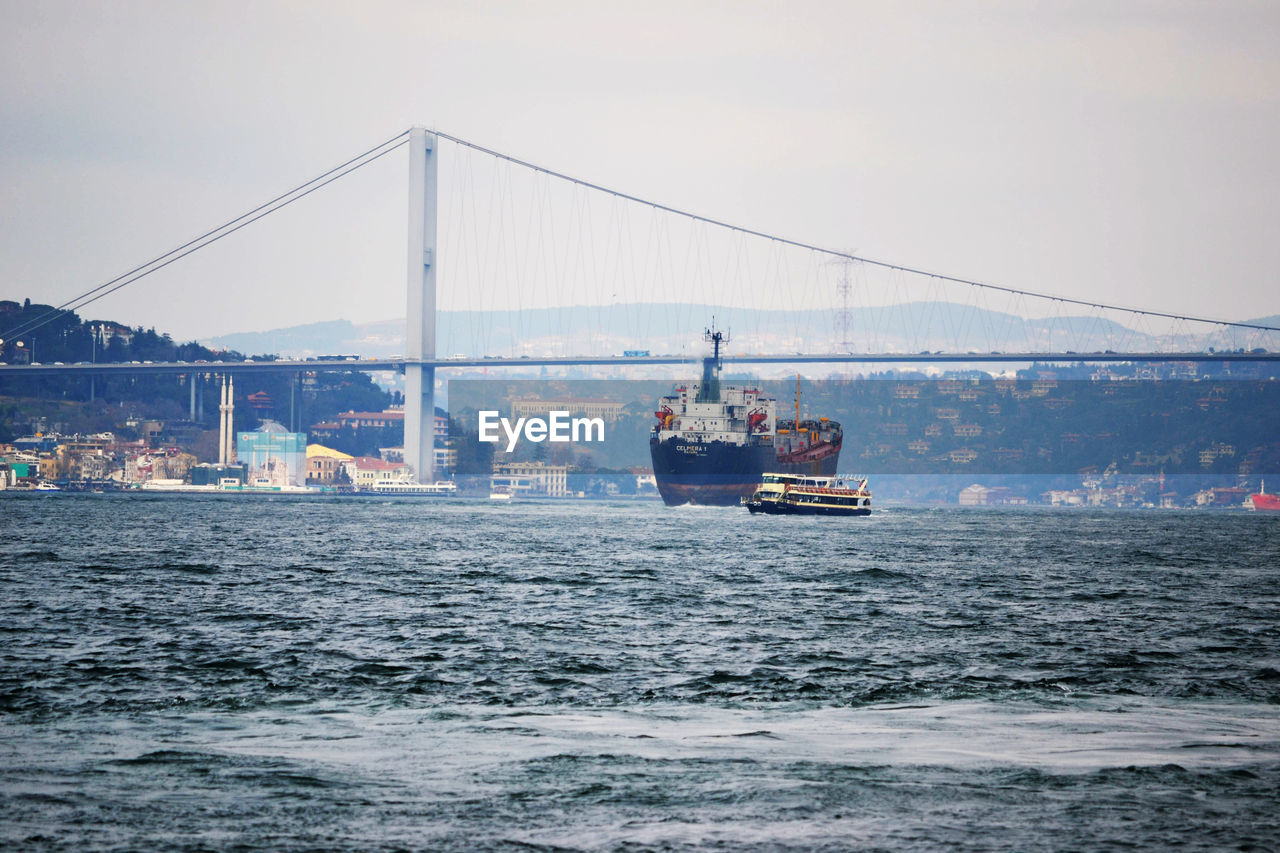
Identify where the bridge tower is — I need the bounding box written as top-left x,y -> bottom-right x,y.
404,128 -> 438,483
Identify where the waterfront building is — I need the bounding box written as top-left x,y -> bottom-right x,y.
237,421 -> 306,487
434,446 -> 457,474
125,449 -> 196,484
491,461 -> 569,497
342,456 -> 412,489
378,443 -> 456,477
189,463 -> 246,486
306,444 -> 353,485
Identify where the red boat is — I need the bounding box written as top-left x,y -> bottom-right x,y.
1250,481 -> 1280,511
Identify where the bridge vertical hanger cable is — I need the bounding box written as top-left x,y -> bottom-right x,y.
432,129 -> 1280,340
620,196 -> 640,356
486,149 -> 506,357
588,190 -> 602,354
493,152 -> 508,355
957,281 -> 978,353
976,285 -> 995,354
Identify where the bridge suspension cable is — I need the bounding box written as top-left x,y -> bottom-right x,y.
2,129 -> 413,346
434,130 -> 1278,335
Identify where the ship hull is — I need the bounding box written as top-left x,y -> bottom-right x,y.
775,438 -> 842,477
649,436 -> 775,506
746,500 -> 870,516
1251,493 -> 1280,511
650,436 -> 843,506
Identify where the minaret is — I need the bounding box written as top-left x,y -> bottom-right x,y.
218,376 -> 229,466
218,375 -> 237,466
226,375 -> 236,464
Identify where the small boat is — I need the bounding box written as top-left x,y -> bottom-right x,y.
743,473 -> 871,516
33,481 -> 62,492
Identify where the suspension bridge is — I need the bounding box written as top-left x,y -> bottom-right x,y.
2,128 -> 1277,481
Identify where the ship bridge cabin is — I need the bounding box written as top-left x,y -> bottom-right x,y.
760,473 -> 862,490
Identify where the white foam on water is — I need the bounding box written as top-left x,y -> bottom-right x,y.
195,697 -> 1280,775
9,699 -> 1279,850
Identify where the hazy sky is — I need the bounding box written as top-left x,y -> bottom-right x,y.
1,0 -> 1277,341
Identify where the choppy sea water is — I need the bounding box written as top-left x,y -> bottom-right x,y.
1,494 -> 1278,851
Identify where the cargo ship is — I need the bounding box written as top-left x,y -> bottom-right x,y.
775,376 -> 843,476
1249,481 -> 1280,512
649,328 -> 842,506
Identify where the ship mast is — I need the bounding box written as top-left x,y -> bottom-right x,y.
795,373 -> 801,426
697,324 -> 728,403
795,373 -> 804,445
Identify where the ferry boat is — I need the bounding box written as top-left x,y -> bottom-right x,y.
365,478 -> 457,496
743,473 -> 871,516
649,327 -> 842,506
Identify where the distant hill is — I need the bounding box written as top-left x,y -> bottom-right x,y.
206,301 -> 1237,359
208,319 -> 360,358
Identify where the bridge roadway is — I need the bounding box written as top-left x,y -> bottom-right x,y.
0,351 -> 1277,376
